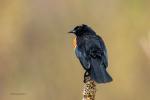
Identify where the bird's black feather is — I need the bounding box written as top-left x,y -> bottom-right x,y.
70,24 -> 112,83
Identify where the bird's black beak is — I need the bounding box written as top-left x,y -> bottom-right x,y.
68,30 -> 75,33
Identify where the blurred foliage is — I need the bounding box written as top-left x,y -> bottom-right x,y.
0,0 -> 150,100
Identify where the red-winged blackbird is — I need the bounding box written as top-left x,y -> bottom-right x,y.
69,24 -> 112,83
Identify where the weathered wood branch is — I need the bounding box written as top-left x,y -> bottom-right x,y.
82,79 -> 96,100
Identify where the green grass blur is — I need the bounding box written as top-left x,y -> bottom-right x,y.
0,0 -> 150,100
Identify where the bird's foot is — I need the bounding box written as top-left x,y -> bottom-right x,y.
83,71 -> 91,83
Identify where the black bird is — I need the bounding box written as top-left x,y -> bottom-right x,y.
69,24 -> 112,83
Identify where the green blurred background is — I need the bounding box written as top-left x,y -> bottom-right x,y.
0,0 -> 150,100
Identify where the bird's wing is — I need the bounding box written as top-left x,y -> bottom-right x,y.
85,35 -> 111,83
85,35 -> 108,68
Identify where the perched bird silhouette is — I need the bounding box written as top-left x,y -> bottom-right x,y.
69,24 -> 112,83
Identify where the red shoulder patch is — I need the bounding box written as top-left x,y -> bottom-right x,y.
73,37 -> 77,48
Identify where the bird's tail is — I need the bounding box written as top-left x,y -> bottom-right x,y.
90,59 -> 112,83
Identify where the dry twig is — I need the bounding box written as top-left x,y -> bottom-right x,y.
82,79 -> 96,100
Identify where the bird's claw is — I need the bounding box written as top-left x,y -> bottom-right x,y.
83,71 -> 91,83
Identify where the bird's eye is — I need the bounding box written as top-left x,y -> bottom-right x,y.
74,26 -> 80,30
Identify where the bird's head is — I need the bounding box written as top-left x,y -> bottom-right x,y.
68,24 -> 96,36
